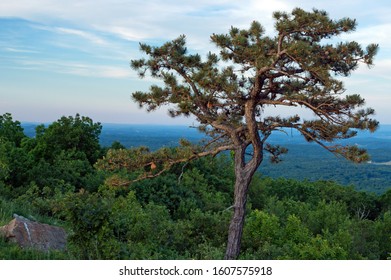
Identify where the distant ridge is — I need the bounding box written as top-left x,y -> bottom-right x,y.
20,122 -> 391,194
22,122 -> 391,149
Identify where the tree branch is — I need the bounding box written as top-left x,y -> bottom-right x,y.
106,143 -> 236,187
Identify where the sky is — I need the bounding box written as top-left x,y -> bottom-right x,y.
1,0 -> 391,125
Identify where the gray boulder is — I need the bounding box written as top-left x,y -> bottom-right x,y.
0,214 -> 67,251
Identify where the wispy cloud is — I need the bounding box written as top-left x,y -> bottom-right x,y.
11,57 -> 133,79
0,1 -> 290,43
65,64 -> 133,79
355,59 -> 391,81
1,0 -> 391,123
53,27 -> 108,46
2,1 -> 388,56
3,47 -> 39,53
30,23 -> 111,49
343,23 -> 391,51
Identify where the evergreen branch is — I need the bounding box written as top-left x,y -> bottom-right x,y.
103,143 -> 236,187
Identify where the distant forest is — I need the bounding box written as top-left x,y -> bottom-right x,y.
1,114 -> 390,260
22,121 -> 391,195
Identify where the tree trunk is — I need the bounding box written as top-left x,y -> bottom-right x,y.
224,146 -> 261,260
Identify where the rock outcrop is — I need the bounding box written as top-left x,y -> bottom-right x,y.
0,214 -> 67,251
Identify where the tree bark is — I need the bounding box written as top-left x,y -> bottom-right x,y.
224,145 -> 262,260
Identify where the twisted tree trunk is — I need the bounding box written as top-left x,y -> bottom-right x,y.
224,144 -> 262,260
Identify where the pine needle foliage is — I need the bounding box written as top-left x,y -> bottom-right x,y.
100,8 -> 379,259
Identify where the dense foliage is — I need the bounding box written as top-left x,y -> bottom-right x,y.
0,113 -> 390,260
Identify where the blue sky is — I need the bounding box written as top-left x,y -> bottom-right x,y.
1,0 -> 391,125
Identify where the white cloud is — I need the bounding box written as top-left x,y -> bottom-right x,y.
30,24 -> 110,48
0,1 -> 291,42
13,58 -> 133,79
348,59 -> 391,83
64,64 -> 132,79
107,26 -> 150,41
54,27 -> 108,46
365,59 -> 391,80
342,23 -> 391,51
2,1 -> 390,56
2,0 -> 391,123
3,47 -> 39,53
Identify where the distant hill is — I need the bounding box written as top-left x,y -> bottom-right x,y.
22,122 -> 391,194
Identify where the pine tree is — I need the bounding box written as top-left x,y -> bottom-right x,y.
99,8 -> 379,259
